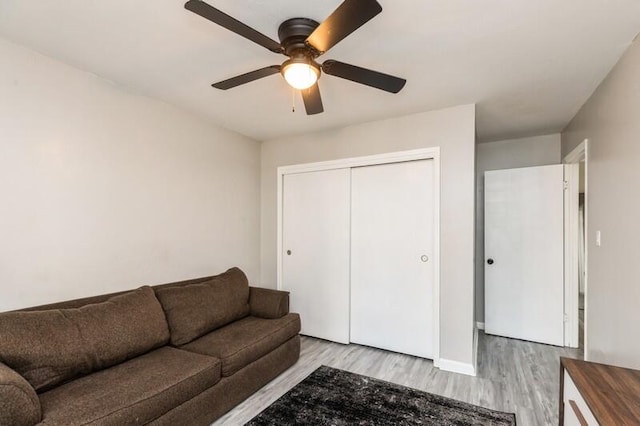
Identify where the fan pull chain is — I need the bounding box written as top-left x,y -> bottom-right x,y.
291,88 -> 296,113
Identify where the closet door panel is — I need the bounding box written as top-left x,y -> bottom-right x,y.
281,169 -> 351,344
350,160 -> 435,358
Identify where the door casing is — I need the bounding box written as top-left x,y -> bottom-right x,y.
563,140 -> 588,351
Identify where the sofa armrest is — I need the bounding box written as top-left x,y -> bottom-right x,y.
249,287 -> 290,319
0,362 -> 41,426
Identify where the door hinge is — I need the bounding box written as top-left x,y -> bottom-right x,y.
563,181 -> 568,190
563,314 -> 569,323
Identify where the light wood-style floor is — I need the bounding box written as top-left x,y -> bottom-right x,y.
213,332 -> 582,426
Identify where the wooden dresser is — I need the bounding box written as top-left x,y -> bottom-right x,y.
560,357 -> 640,425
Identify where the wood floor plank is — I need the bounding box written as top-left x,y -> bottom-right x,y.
212,332 -> 582,425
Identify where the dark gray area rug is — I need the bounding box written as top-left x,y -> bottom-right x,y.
245,366 -> 516,425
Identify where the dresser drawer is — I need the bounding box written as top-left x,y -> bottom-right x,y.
563,370 -> 599,425
560,357 -> 640,425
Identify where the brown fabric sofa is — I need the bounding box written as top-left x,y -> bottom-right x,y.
0,267 -> 301,426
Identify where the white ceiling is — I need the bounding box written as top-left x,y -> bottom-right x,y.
1,1 -> 639,142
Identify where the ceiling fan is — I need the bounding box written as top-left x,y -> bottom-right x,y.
184,0 -> 406,115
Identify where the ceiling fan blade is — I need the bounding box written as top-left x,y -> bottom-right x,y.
302,83 -> 324,115
306,0 -> 382,54
185,0 -> 283,54
212,65 -> 281,90
322,60 -> 406,93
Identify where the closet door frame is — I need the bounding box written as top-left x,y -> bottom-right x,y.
276,147 -> 442,366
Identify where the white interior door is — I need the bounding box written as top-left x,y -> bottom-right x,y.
350,160 -> 435,358
484,165 -> 564,346
281,169 -> 351,344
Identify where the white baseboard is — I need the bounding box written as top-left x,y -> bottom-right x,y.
438,358 -> 476,376
476,321 -> 485,330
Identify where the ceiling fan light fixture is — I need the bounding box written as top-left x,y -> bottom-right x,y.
188,0 -> 405,115
281,58 -> 320,90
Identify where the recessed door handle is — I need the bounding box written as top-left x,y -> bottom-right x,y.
487,258 -> 494,265
568,400 -> 588,426
421,255 -> 429,263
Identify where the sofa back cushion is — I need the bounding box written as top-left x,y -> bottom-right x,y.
155,267 -> 250,346
64,286 -> 170,371
0,286 -> 169,392
0,310 -> 86,392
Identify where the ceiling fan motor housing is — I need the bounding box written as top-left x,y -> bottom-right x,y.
278,18 -> 321,58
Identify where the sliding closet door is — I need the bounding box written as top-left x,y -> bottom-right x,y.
350,160 -> 435,358
281,169 -> 351,344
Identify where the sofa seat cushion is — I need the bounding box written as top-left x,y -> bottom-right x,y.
38,347 -> 221,426
181,313 -> 300,377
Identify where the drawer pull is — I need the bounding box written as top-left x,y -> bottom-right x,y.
569,400 -> 589,426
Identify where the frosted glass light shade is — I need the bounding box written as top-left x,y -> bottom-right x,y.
282,62 -> 320,90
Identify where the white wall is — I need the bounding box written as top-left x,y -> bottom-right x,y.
562,39 -> 640,369
261,105 -> 477,367
475,134 -> 561,323
0,38 -> 261,311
